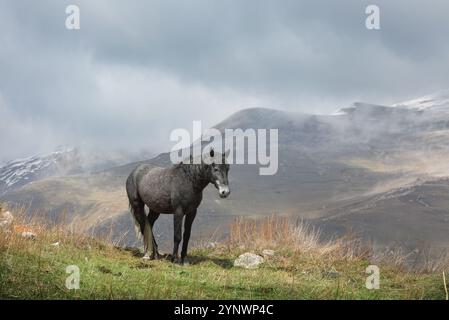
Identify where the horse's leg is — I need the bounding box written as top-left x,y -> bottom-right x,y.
172,208 -> 184,263
148,210 -> 160,259
142,211 -> 154,260
181,209 -> 197,265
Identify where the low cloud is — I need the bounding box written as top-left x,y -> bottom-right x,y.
1,0 -> 449,161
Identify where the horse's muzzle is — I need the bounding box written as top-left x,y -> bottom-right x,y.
218,185 -> 230,198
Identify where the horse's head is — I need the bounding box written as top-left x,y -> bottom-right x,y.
204,148 -> 230,198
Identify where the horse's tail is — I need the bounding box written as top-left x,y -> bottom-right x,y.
129,203 -> 144,242
126,168 -> 147,242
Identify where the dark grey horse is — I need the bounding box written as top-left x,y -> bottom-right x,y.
126,149 -> 230,264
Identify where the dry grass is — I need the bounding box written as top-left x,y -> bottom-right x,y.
229,215 -> 368,259
0,204 -> 117,258
227,215 -> 449,272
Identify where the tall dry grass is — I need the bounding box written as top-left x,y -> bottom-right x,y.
227,215 -> 449,271
0,204 -> 117,256
1,202 -> 132,243
228,215 -> 368,260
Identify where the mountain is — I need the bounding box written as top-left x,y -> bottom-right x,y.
392,89 -> 449,112
3,91 -> 449,254
317,177 -> 449,251
0,146 -> 83,195
0,146 -> 156,195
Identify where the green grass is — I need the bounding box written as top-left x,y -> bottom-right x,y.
0,228 -> 446,300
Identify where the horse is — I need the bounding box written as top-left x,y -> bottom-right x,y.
126,148 -> 230,264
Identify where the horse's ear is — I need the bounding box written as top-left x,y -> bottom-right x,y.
209,148 -> 215,158
223,149 -> 230,162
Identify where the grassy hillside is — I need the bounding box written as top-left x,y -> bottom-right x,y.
0,213 -> 447,300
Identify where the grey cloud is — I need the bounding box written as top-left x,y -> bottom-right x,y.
1,0 -> 449,161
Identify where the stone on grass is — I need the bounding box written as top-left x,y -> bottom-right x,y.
234,252 -> 264,269
21,231 -> 36,239
322,267 -> 340,279
262,249 -> 275,257
205,241 -> 218,249
0,210 -> 13,231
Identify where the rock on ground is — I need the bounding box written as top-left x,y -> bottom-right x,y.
21,231 -> 36,239
262,249 -> 275,257
0,209 -> 14,230
322,267 -> 340,279
234,252 -> 264,269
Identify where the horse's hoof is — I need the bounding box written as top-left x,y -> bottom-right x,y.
154,252 -> 162,260
181,259 -> 190,266
142,255 -> 153,260
171,256 -> 181,264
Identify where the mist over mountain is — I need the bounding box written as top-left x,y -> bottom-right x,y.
0,146 -> 155,195
392,89 -> 449,112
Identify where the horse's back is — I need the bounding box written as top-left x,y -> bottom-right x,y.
132,164 -> 175,213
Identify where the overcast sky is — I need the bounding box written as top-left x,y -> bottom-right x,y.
1,0 -> 449,162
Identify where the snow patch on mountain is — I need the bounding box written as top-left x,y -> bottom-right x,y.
331,90 -> 449,116
392,89 -> 449,112
0,146 -> 81,193
331,102 -> 395,116
0,146 -> 157,195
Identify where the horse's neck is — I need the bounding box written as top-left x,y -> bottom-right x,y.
194,178 -> 210,192
181,164 -> 209,192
